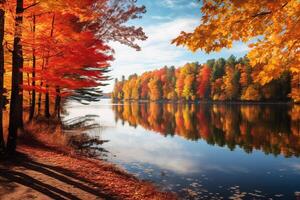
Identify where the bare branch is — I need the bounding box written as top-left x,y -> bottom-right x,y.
252,2 -> 289,18
23,2 -> 40,11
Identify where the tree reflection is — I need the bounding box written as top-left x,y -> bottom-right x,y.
63,114 -> 109,158
113,103 -> 300,157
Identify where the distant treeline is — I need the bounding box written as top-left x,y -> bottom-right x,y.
112,56 -> 295,102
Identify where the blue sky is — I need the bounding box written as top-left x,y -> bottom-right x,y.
103,0 -> 249,92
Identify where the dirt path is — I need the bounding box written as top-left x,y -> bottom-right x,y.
0,158 -> 104,200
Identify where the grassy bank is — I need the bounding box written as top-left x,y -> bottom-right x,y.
0,120 -> 176,200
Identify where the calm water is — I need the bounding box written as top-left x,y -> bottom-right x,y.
63,99 -> 300,200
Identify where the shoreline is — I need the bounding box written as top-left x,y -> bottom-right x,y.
110,99 -> 295,105
0,121 -> 177,200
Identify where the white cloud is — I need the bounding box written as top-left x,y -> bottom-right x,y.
151,15 -> 172,20
104,127 -> 201,174
161,0 -> 178,8
103,16 -> 249,93
160,0 -> 200,9
104,17 -> 198,92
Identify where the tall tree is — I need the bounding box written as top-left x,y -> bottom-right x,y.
0,0 -> 147,155
7,0 -> 24,154
0,0 -> 5,153
197,65 -> 211,99
44,14 -> 55,119
148,77 -> 162,101
29,0 -> 36,120
222,66 -> 240,100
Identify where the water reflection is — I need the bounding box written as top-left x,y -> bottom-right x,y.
63,101 -> 300,199
62,113 -> 110,158
112,103 -> 300,157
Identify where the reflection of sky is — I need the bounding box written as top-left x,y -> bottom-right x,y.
64,100 -> 300,199
103,125 -> 202,174
102,120 -> 300,176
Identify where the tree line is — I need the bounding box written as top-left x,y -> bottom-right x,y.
0,0 -> 146,156
112,56 -> 294,102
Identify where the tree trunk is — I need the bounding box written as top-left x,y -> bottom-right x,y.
44,14 -> 55,118
29,12 -> 36,121
0,0 -> 6,153
44,84 -> 50,118
55,86 -> 61,118
7,0 -> 24,154
37,82 -> 43,114
37,57 -> 44,114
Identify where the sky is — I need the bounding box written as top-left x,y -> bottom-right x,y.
103,0 -> 250,93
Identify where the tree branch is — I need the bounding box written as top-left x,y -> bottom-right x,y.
251,11 -> 272,18
23,2 -> 40,11
252,2 -> 289,18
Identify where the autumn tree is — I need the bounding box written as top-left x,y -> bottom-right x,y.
260,72 -> 291,101
0,0 -> 147,154
182,75 -> 195,101
28,0 -> 36,120
7,0 -> 25,154
211,58 -> 225,81
87,0 -> 147,51
211,78 -> 224,101
113,56 -> 293,102
22,0 -> 147,112
0,0 -> 5,153
175,69 -> 185,100
112,76 -> 126,100
148,77 -> 162,101
131,76 -> 140,100
197,65 -> 211,99
163,66 -> 177,100
122,79 -> 131,100
239,64 -> 252,94
140,72 -> 150,100
241,84 -> 261,101
222,66 -> 240,100
173,0 -> 300,103
178,63 -> 198,101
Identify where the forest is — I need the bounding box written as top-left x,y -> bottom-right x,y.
112,56 -> 295,102
0,0 -> 147,156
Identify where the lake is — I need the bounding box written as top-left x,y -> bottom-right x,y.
63,99 -> 300,200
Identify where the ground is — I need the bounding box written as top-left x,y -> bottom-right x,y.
0,122 -> 176,200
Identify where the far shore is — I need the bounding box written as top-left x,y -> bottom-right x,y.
110,99 -> 295,105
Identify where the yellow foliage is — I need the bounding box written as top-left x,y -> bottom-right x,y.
173,0 -> 300,102
241,84 -> 261,101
